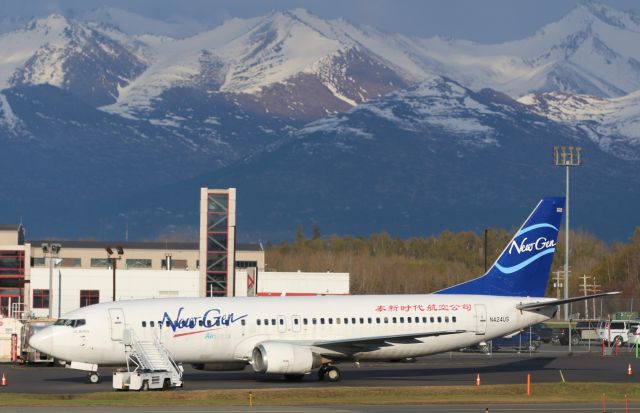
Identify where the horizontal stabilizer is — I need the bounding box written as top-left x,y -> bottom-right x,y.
516,291 -> 621,311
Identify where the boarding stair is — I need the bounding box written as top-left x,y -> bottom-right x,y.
115,329 -> 183,390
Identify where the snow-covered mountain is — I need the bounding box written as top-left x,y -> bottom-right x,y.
519,90 -> 640,160
1,3 -> 640,240
104,9 -> 421,120
3,4 -> 640,115
0,14 -> 151,106
115,77 -> 639,242
414,2 -> 640,98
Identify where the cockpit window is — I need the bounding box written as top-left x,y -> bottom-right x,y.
54,319 -> 86,328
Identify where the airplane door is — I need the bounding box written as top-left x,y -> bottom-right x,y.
277,315 -> 286,333
475,304 -> 487,335
292,315 -> 301,333
109,308 -> 125,341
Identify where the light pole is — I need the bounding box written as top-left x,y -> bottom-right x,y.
41,242 -> 61,318
483,229 -> 489,272
105,246 -> 124,302
553,145 -> 582,319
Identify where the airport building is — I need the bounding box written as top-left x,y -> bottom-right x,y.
0,188 -> 349,323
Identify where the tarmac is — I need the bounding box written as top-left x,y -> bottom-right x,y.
0,343 -> 638,412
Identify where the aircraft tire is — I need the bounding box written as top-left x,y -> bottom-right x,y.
88,372 -> 100,384
324,366 -> 341,382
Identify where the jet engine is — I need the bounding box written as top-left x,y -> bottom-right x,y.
251,342 -> 321,374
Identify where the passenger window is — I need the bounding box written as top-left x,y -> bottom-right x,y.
241,319 -> 246,326
294,319 -> 299,325
437,317 -> 442,323
445,316 -> 449,323
343,318 -> 348,324
329,318 -> 333,325
392,317 -> 397,323
352,318 -> 357,324
303,318 -> 308,325
384,317 -> 389,324
376,317 -> 381,324
142,321 -> 147,327
279,319 -> 284,325
360,317 -> 364,324
400,317 -> 405,323
150,321 -> 155,327
313,318 -> 317,325
430,317 -> 434,323
264,319 -> 268,325
320,318 -> 325,325
452,316 -> 457,323
368,317 -> 372,324
257,319 -> 261,326
271,319 -> 276,325
198,320 -> 203,326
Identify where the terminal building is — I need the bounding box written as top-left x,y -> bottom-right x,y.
0,188 -> 349,321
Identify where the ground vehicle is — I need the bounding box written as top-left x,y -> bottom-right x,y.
553,328 -> 580,345
575,320 -> 600,340
459,342 -> 490,354
530,323 -> 553,343
596,320 -> 640,345
628,325 -> 640,346
112,369 -> 179,391
492,331 -> 541,352
20,321 -> 54,364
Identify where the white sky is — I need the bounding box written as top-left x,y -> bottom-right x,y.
2,0 -> 640,43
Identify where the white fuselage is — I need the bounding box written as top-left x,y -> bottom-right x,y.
34,294 -> 554,365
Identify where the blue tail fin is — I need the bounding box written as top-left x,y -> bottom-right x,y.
436,197 -> 565,297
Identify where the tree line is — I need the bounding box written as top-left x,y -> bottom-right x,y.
265,225 -> 640,298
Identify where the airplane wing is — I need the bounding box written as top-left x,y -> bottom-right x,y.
309,329 -> 468,354
516,291 -> 620,311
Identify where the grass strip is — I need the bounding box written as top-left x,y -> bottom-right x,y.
1,383 -> 640,407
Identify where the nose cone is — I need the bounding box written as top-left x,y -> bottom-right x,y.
29,327 -> 54,355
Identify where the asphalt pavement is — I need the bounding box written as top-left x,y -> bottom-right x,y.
0,342 -> 638,393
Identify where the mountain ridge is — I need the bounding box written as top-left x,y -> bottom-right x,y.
0,3 -> 639,241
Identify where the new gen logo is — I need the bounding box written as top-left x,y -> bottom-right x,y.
508,237 -> 557,255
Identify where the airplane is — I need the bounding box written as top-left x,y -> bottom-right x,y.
29,196 -> 617,384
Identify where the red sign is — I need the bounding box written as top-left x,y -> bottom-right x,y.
374,303 -> 472,312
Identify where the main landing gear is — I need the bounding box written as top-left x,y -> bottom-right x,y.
318,365 -> 341,382
88,372 -> 100,384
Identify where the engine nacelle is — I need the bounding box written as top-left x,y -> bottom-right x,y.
251,342 -> 321,374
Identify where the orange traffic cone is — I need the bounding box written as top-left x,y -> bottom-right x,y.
628,363 -> 633,376
476,373 -> 481,386
1,372 -> 6,386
